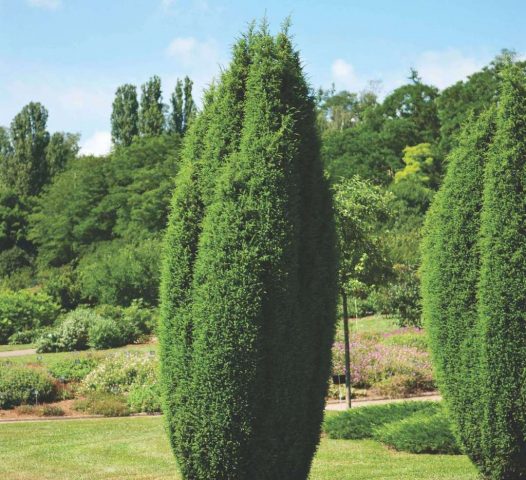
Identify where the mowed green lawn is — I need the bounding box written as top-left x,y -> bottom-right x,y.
0,416 -> 478,480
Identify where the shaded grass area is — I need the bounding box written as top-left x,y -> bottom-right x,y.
0,416 -> 477,480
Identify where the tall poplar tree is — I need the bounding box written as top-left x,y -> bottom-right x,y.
139,75 -> 165,137
111,84 -> 139,146
182,76 -> 195,132
422,65 -> 526,480
2,102 -> 50,196
169,79 -> 184,135
160,23 -> 337,480
169,76 -> 196,135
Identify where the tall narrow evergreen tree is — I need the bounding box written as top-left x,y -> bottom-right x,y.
159,23 -> 337,480
422,65 -> 526,480
139,75 -> 165,137
111,84 -> 139,146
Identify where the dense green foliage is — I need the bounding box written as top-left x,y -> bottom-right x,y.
0,289 -> 59,343
139,76 -> 165,137
0,365 -> 56,408
374,407 -> 460,455
29,134 -> 180,306
422,65 -> 526,479
48,357 -> 99,383
159,25 -> 337,479
111,84 -> 139,146
169,77 -> 196,135
324,401 -> 441,440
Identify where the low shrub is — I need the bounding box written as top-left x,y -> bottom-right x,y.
128,383 -> 161,413
0,289 -> 60,343
0,366 -> 56,408
48,357 -> 99,383
35,331 -> 63,353
87,316 -> 132,350
36,308 -> 98,353
74,392 -> 130,417
372,374 -> 434,398
374,407 -> 460,454
15,404 -> 39,415
41,405 -> 65,417
81,352 -> 157,395
94,300 -> 157,337
324,401 -> 441,440
7,328 -> 41,345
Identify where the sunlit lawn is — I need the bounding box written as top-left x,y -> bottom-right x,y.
0,416 -> 477,480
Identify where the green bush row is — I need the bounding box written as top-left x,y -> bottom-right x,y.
324,401 -> 459,455
35,301 -> 156,353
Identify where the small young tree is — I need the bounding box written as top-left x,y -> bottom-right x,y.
333,175 -> 391,407
159,24 -> 337,480
422,64 -> 526,479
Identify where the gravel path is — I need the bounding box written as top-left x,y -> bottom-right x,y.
325,393 -> 442,411
0,348 -> 36,358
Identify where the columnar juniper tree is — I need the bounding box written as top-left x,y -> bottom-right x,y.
422,65 -> 526,480
159,23 -> 337,480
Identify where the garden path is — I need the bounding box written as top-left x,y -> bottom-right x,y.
326,393 -> 442,411
0,348 -> 36,358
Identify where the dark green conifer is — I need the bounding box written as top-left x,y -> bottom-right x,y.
159,24 -> 337,480
422,65 -> 526,480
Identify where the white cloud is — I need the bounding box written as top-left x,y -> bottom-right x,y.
166,37 -> 219,67
27,0 -> 61,9
80,131 -> 112,157
331,59 -> 365,91
330,49 -> 488,96
415,49 -> 485,90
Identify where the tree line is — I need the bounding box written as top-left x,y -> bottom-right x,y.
0,50 -> 522,324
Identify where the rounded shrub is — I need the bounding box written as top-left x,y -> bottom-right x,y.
0,366 -> 55,408
422,65 -> 526,479
87,316 -> 133,350
159,24 -> 337,479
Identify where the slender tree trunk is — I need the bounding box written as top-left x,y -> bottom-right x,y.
341,290 -> 352,408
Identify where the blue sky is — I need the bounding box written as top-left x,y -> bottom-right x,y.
1,0 -> 525,155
